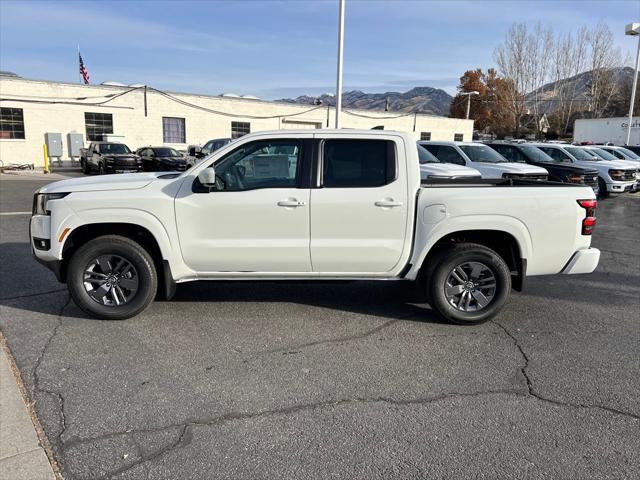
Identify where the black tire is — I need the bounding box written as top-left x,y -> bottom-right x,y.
426,243 -> 511,325
98,163 -> 105,175
81,160 -> 89,174
67,235 -> 157,320
597,177 -> 608,199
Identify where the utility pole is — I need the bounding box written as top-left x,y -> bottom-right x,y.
461,91 -> 480,120
335,0 -> 345,128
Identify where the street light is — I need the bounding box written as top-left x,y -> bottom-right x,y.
625,23 -> 640,146
460,91 -> 480,120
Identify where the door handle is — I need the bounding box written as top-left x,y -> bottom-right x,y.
375,199 -> 403,208
277,199 -> 306,207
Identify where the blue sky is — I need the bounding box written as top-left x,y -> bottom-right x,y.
0,0 -> 638,99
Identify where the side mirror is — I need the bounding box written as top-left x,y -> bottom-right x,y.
197,166 -> 216,187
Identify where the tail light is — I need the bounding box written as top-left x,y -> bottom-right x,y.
577,199 -> 597,235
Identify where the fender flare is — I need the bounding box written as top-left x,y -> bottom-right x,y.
407,215 -> 533,280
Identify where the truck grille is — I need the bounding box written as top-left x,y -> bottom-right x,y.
503,173 -> 548,181
622,170 -> 636,181
584,173 -> 598,187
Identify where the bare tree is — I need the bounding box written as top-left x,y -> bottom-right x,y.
551,26 -> 588,135
523,23 -> 554,137
585,21 -> 624,118
494,23 -> 528,135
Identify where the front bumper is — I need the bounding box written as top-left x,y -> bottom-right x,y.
105,163 -> 143,173
606,181 -> 635,194
561,248 -> 600,274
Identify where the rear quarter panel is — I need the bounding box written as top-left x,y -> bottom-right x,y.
408,184 -> 595,278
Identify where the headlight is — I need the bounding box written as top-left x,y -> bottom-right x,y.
566,174 -> 585,183
32,193 -> 69,215
608,169 -> 623,180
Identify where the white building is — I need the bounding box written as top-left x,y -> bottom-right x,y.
0,74 -> 473,167
574,117 -> 640,145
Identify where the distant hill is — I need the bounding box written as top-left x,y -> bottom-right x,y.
527,66 -> 635,114
279,86 -> 453,116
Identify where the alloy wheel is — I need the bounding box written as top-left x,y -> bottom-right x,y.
444,261 -> 496,312
83,255 -> 139,306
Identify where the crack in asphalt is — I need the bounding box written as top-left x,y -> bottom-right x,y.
32,295 -> 71,449
0,287 -> 68,301
491,319 -> 640,422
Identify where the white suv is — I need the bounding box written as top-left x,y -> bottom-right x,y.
419,141 -> 548,180
530,143 -> 637,197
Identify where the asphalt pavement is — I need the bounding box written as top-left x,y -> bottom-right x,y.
0,173 -> 638,479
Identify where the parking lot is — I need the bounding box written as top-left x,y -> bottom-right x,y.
0,172 -> 638,479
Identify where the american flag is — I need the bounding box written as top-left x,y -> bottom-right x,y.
79,52 -> 90,84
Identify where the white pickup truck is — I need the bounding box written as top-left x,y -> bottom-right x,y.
30,130 -> 600,324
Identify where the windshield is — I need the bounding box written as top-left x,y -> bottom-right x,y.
565,147 -> 602,161
100,143 -> 131,154
154,148 -> 180,157
617,147 -> 640,159
417,145 -> 439,164
519,145 -> 556,162
459,145 -> 507,163
589,148 -> 618,161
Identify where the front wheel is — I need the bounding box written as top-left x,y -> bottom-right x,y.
597,177 -> 608,199
67,235 -> 158,320
427,243 -> 511,325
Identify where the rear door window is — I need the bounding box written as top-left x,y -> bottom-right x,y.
322,139 -> 396,188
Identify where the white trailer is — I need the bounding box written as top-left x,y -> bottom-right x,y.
574,117 -> 640,146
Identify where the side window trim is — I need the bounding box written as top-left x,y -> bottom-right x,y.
192,138 -> 308,193
318,138 -> 398,189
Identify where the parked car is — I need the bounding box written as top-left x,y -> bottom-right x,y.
598,145 -> 640,163
419,141 -> 548,180
485,142 -> 599,196
31,129 -> 600,324
417,144 -> 481,180
529,143 -> 636,198
82,142 -> 142,175
186,138 -> 233,168
580,146 -> 639,193
623,145 -> 640,156
136,146 -> 189,172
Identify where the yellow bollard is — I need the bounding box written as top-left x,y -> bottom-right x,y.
43,143 -> 49,174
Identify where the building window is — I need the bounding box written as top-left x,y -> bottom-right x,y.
162,117 -> 186,143
420,132 -> 431,141
85,112 -> 113,141
231,121 -> 250,139
0,107 -> 25,139
454,133 -> 464,142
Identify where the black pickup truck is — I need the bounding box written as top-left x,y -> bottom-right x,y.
485,142 -> 599,196
82,142 -> 143,175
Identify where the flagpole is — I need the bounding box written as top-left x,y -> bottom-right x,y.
77,44 -> 81,84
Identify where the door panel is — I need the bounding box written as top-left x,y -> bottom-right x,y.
175,187 -> 311,273
174,137 -> 313,273
310,137 -> 408,273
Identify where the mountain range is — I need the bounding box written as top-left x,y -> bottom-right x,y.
280,67 -> 636,118
279,87 -> 453,116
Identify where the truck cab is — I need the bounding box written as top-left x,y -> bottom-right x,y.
419,141 -> 548,180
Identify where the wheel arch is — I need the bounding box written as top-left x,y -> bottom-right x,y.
412,228 -> 527,291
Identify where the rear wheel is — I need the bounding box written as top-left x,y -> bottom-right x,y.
427,243 -> 511,325
67,235 -> 157,320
